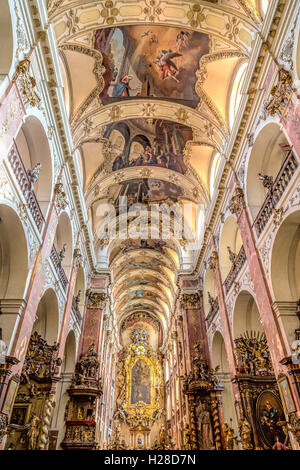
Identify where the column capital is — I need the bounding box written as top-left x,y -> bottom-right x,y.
180,293 -> 201,309
86,290 -> 107,309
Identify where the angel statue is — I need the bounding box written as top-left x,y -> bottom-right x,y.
153,50 -> 182,83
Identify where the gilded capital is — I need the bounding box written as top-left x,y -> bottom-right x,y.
86,290 -> 107,309
180,293 -> 201,309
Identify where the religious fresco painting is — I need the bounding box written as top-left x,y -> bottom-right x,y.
111,178 -> 183,209
130,359 -> 151,405
94,26 -> 209,106
109,119 -> 191,174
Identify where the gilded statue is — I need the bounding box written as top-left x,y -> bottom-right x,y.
224,422 -> 235,450
27,414 -> 40,450
238,412 -> 253,450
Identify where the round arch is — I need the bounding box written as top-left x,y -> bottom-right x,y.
54,330 -> 77,449
233,290 -> 263,339
62,330 -> 77,374
33,288 -> 59,344
211,331 -> 238,437
270,210 -> 300,347
15,116 -> 53,218
246,122 -> 289,221
0,204 -> 29,347
219,215 -> 243,282
0,1 -> 13,89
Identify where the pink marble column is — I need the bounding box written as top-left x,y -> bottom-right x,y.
229,186 -> 300,411
1,199 -> 61,411
79,291 -> 107,358
208,248 -> 240,403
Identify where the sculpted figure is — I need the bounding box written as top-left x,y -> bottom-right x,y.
198,404 -> 214,450
224,422 -> 235,450
238,412 -> 253,450
27,414 -> 40,450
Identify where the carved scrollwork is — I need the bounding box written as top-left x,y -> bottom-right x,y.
73,248 -> 83,269
229,187 -> 246,218
20,332 -> 61,384
208,251 -> 219,272
0,414 -> 8,442
54,182 -> 68,211
14,59 -> 40,108
265,68 -> 294,117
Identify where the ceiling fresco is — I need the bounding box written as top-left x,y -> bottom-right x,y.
52,0 -> 262,339
94,26 -> 209,107
106,118 -> 192,174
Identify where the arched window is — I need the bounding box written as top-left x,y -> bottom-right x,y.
261,0 -> 269,16
229,62 -> 248,129
209,152 -> 221,197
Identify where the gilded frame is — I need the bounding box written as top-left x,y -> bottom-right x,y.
123,349 -> 161,420
2,376 -> 20,419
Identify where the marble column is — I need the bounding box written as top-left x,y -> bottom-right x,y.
79,290 -> 107,358
229,185 -> 300,411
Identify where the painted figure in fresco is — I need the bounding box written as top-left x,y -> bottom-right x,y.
176,31 -> 191,51
115,75 -> 133,97
112,154 -> 125,171
153,50 -> 182,83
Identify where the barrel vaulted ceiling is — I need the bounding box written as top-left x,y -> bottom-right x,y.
49,0 -> 265,341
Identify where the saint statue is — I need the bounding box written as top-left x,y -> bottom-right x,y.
59,244 -> 67,262
27,414 -> 40,450
27,163 -> 42,185
224,422 -> 235,450
238,411 -> 253,450
198,404 -> 214,450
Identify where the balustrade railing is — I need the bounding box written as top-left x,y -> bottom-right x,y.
8,143 -> 44,231
206,297 -> 219,329
224,246 -> 246,294
50,245 -> 68,291
254,151 -> 298,237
